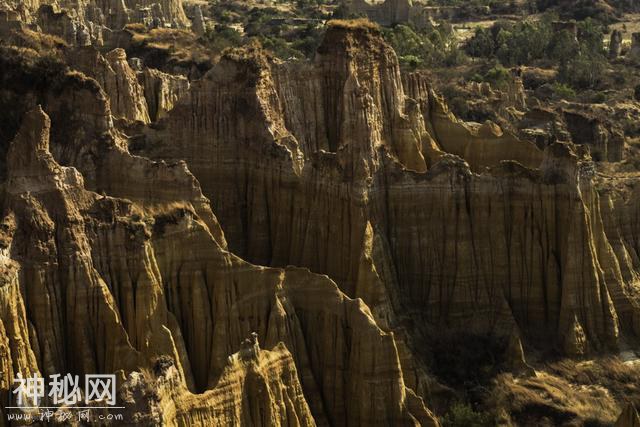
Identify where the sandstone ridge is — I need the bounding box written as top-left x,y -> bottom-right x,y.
0,101 -> 438,424
0,18 -> 638,426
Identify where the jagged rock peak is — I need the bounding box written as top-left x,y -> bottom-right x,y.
314,19 -> 429,172
319,19 -> 391,59
140,67 -> 190,121
215,41 -> 273,78
118,343 -> 317,426
540,141 -> 580,183
239,331 -> 260,361
6,105 -> 58,179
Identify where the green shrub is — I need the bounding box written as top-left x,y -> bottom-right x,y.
495,21 -> 552,65
547,28 -> 578,63
465,64 -> 511,90
466,18 -> 554,65
331,3 -> 358,19
399,54 -> 423,69
484,64 -> 510,87
258,35 -> 302,59
466,27 -> 494,58
589,91 -> 606,103
441,403 -> 494,427
465,15 -> 607,90
204,25 -> 244,52
577,18 -> 606,56
469,73 -> 484,83
559,54 -> 607,89
551,82 -> 576,100
383,24 -> 466,68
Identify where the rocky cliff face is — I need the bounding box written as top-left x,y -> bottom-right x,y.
615,403 -> 640,427
0,0 -> 189,47
0,99 -> 437,424
0,16 -> 638,427
119,342 -> 317,426
142,22 -> 636,355
68,46 -> 150,123
139,66 -> 189,121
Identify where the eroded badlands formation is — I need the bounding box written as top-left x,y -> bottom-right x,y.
0,1 -> 639,425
